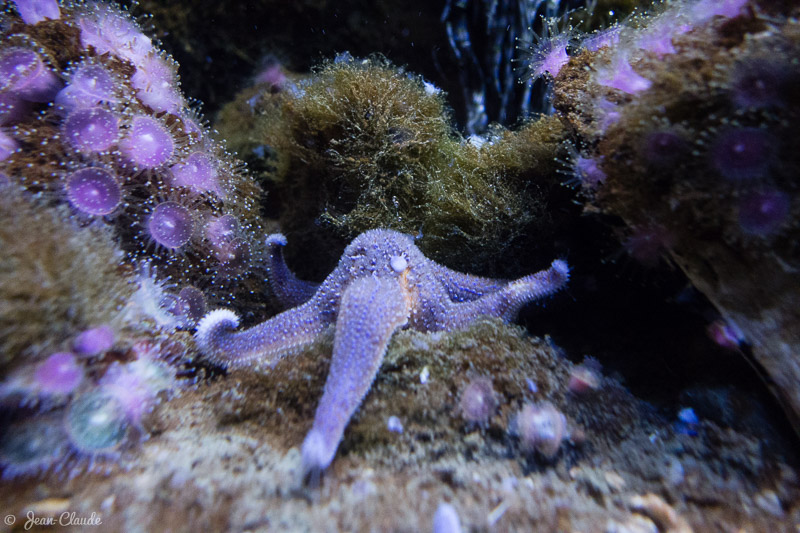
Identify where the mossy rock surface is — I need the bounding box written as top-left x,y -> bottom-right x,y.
217,58 -> 567,278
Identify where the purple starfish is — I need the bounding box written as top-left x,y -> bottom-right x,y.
195,229 -> 569,480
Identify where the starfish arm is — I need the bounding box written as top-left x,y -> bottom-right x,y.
431,263 -> 508,302
301,276 -> 410,477
265,233 -> 320,309
433,259 -> 570,330
194,303 -> 331,370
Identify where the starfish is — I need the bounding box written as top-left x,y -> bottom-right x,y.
195,228 -> 569,479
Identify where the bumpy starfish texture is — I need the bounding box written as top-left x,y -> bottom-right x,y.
195,228 -> 569,479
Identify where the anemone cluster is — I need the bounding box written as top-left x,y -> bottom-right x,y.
0,0 -> 261,478
0,183 -> 195,478
0,0 -> 266,303
0,337 -> 180,478
545,0 -> 800,423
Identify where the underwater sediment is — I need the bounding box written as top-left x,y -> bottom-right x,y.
1,0 -> 799,531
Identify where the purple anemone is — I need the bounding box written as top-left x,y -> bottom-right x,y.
596,54 -> 652,95
177,286 -> 206,323
73,325 -> 115,356
574,156 -> 606,189
148,201 -> 194,249
690,0 -> 748,24
710,127 -> 774,181
528,31 -> 571,80
171,152 -> 220,195
729,59 -> 788,110
0,90 -> 32,125
514,402 -> 568,458
131,55 -> 183,114
738,189 -> 790,236
205,214 -> 238,247
0,129 -> 19,161
216,238 -> 251,277
55,63 -> 118,111
120,115 -> 174,168
641,130 -> 688,166
583,26 -> 621,52
458,377 -> 497,426
65,168 -> 122,215
0,48 -> 62,102
64,106 -> 119,153
34,352 -> 83,396
624,224 -> 674,267
77,5 -> 154,67
13,0 -> 60,25
164,286 -> 207,327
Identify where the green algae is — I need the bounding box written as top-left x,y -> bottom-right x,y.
216,57 -> 566,276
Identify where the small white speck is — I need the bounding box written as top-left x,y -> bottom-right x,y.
677,407 -> 698,425
420,366 -> 430,384
466,134 -> 487,149
423,81 -> 441,96
755,489 -> 784,517
390,255 -> 407,273
387,415 -> 403,433
433,502 -> 461,533
100,495 -> 115,512
665,457 -> 684,486
487,500 -> 511,526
